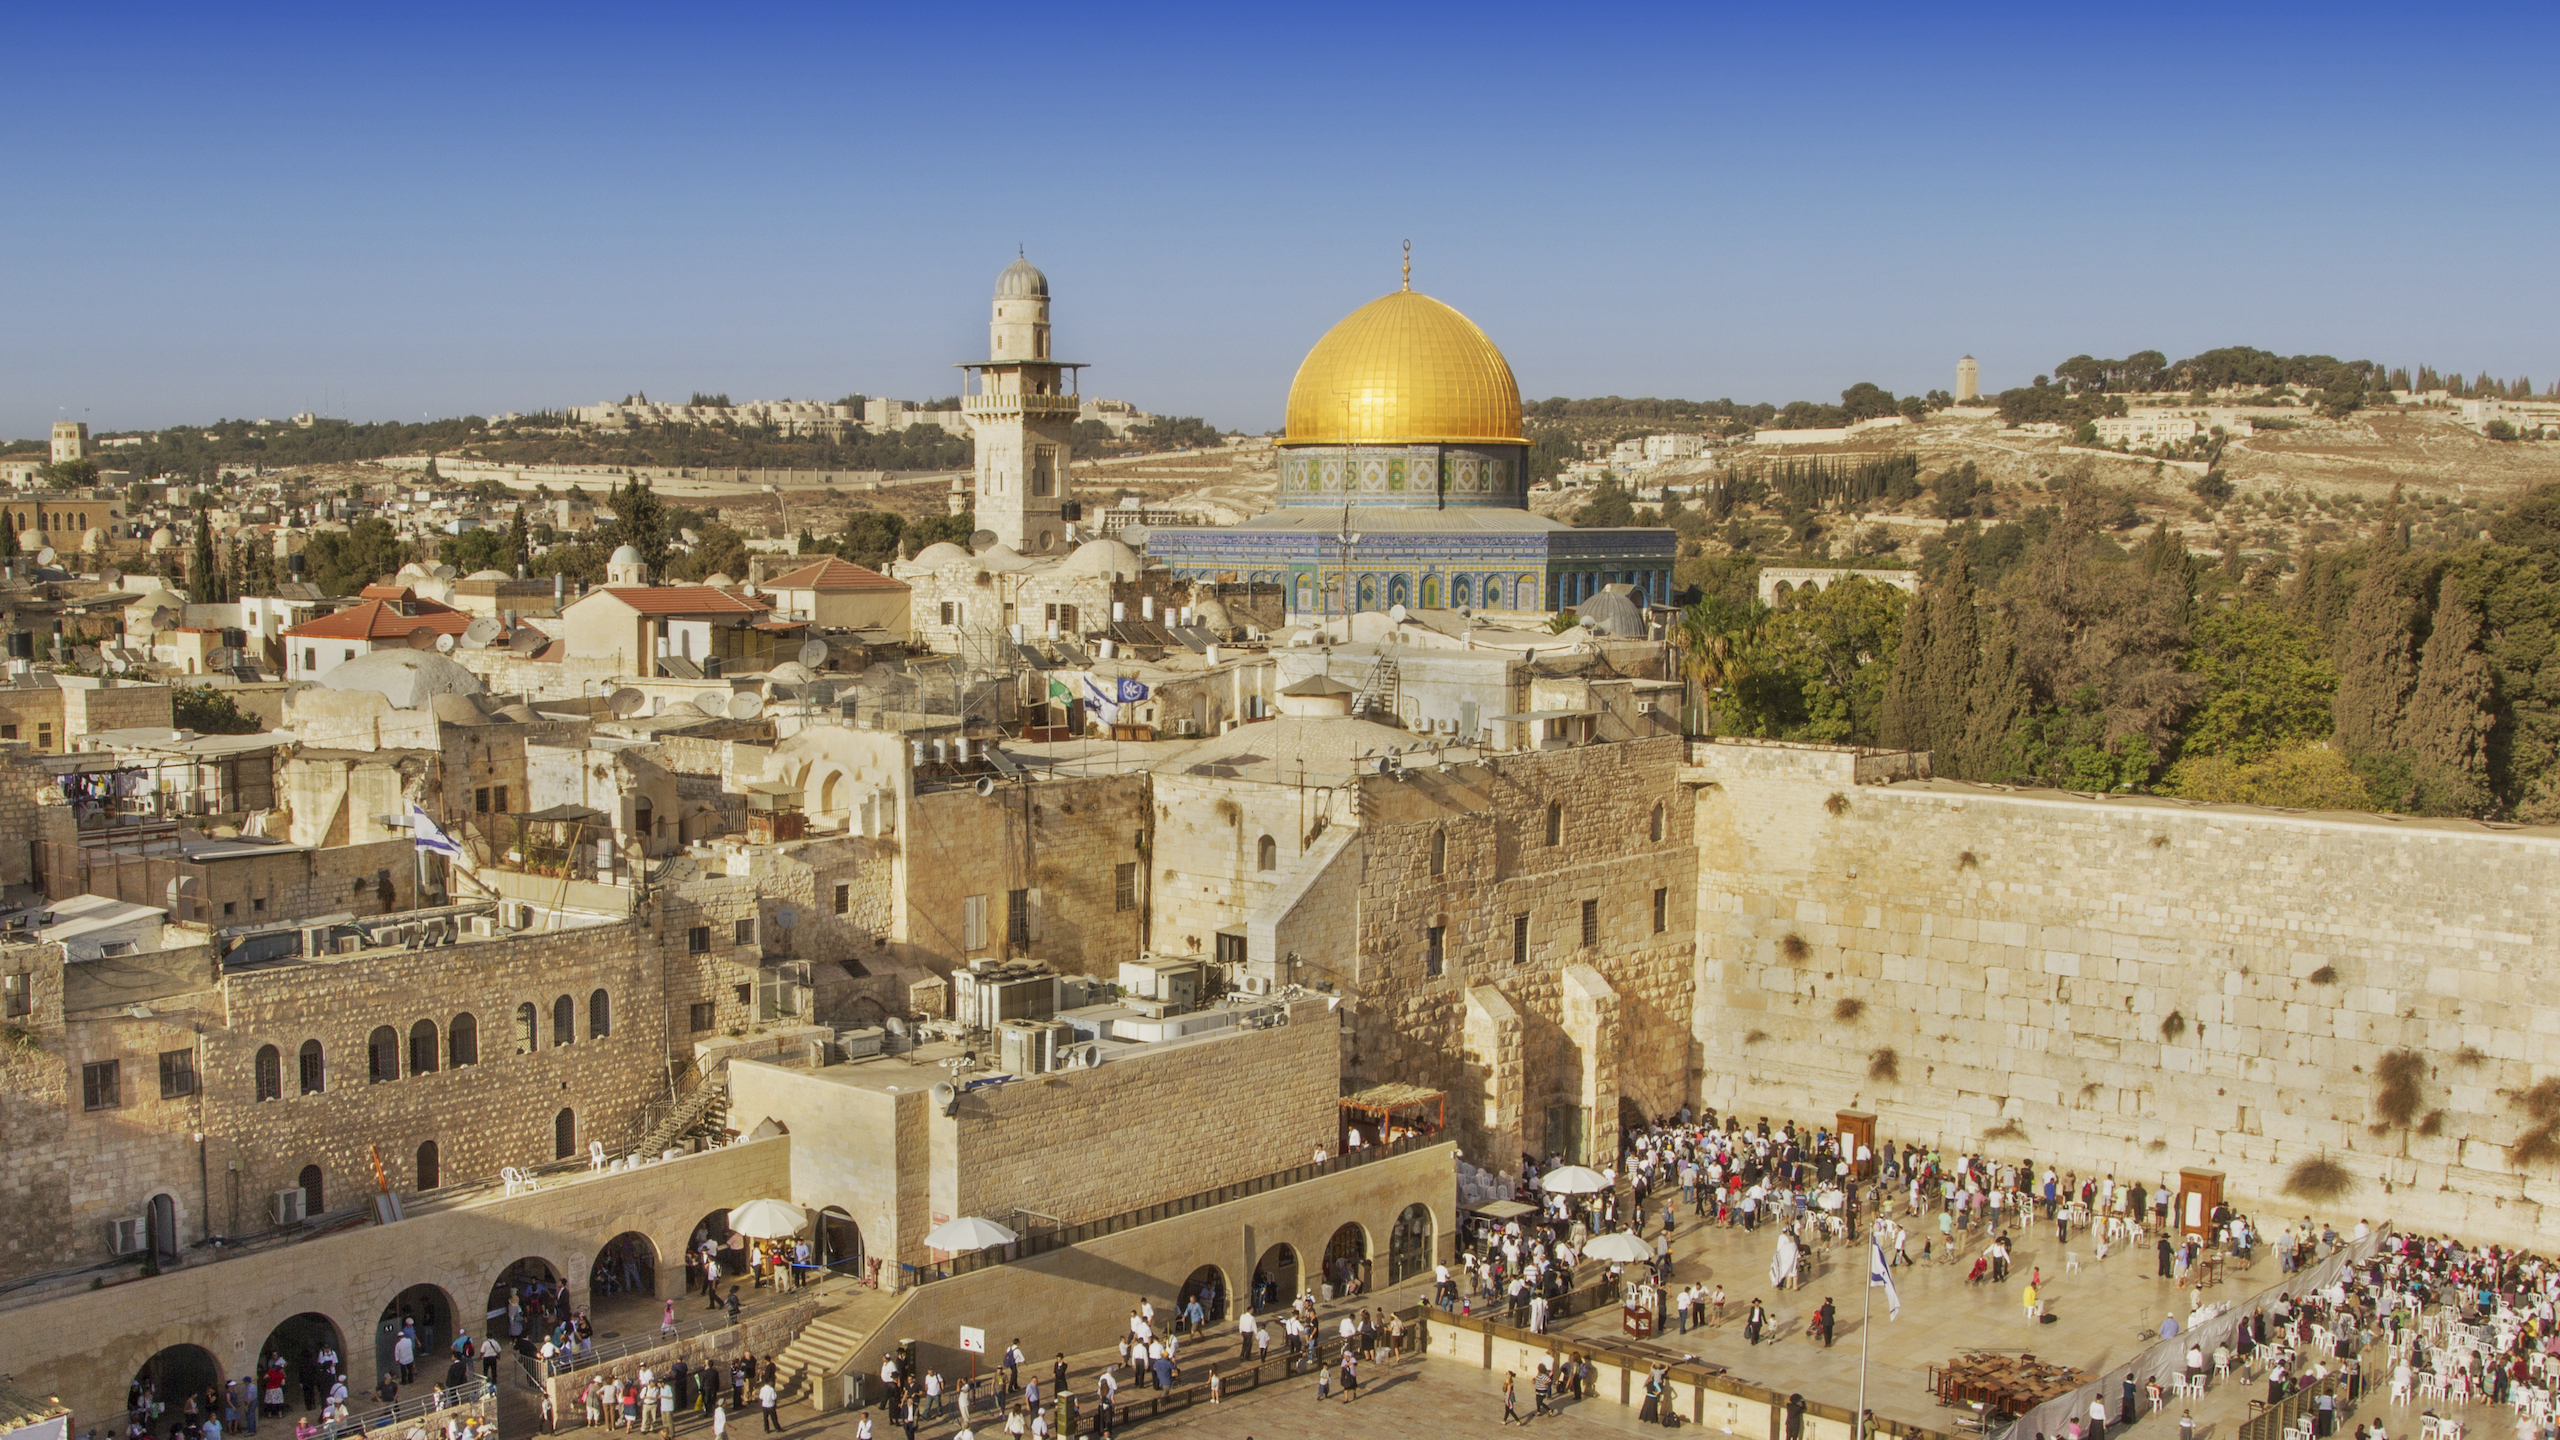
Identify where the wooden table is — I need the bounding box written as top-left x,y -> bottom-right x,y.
1931,1352 -> 2083,1417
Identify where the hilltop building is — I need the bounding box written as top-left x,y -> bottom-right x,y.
1956,354 -> 1980,402
1143,262 -> 1676,616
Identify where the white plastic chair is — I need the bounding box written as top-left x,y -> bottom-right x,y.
588,1141 -> 607,1173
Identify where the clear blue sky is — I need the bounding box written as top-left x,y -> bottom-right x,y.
7,2 -> 2556,441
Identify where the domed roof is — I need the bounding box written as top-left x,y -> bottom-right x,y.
995,255 -> 1049,299
1063,536 -> 1142,578
1283,288 -> 1522,446
465,568 -> 509,581
910,541 -> 972,569
609,544 -> 642,565
319,649 -> 486,710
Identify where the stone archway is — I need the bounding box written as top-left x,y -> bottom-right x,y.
484,1257 -> 565,1355
1176,1264 -> 1229,1331
1321,1222 -> 1371,1300
1249,1243 -> 1298,1313
1388,1203 -> 1434,1285
252,1311 -> 345,1419
132,1343 -> 224,1424
376,1284 -> 458,1387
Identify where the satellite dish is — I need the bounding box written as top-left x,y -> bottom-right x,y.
607,687 -> 646,717
969,530 -> 999,552
431,564 -> 458,581
693,694 -> 729,718
35,547 -> 55,566
797,640 -> 828,668
508,628 -> 544,654
106,653 -> 128,674
434,633 -> 457,653
974,775 -> 997,797
726,693 -> 761,720
461,617 -> 501,649
406,626 -> 437,650
205,647 -> 233,668
742,583 -> 760,598
774,906 -> 797,931
769,661 -> 815,685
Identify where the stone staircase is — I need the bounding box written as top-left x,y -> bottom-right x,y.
772,1288 -> 906,1415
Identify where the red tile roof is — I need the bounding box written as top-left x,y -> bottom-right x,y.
594,585 -> 771,617
358,584 -> 415,602
763,558 -> 907,592
283,598 -> 473,641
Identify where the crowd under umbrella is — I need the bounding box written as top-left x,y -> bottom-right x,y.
726,1198 -> 809,1239
1582,1230 -> 1655,1264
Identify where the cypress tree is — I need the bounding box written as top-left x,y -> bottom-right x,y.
2402,578 -> 2495,814
1956,609 -> 2030,781
1920,555 -> 1981,767
2332,553 -> 2425,759
1878,589 -> 1933,753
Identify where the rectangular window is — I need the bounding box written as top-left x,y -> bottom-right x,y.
342,648 -> 355,664
35,723 -> 50,750
833,883 -> 850,916
303,647 -> 316,672
939,601 -> 959,626
474,787 -> 490,813
253,897 -> 266,913
0,725 -> 15,740
687,926 -> 710,954
1426,924 -> 1445,978
81,1059 -> 119,1111
1512,913 -> 1530,966
1581,898 -> 1599,947
689,1001 -> 715,1033
158,1048 -> 198,1099
1114,862 -> 1136,913
495,785 -> 509,812
962,894 -> 987,951
734,983 -> 751,1004
734,917 -> 756,947
222,901 -> 237,917
2,970 -> 27,1017
1007,888 -> 1029,948
1653,886 -> 1667,934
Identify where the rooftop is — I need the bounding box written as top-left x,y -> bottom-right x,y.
762,557 -> 907,593
592,585 -> 772,617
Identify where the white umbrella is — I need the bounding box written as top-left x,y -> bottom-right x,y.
923,1216 -> 1020,1253
727,1198 -> 808,1239
1539,1165 -> 1610,1195
1583,1231 -> 1654,1263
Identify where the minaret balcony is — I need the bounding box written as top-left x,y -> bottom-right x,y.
962,393 -> 1083,420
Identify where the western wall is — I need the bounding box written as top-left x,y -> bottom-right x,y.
1687,738 -> 2560,1248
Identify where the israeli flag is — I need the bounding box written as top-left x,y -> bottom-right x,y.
409,804 -> 465,860
1869,1234 -> 1902,1321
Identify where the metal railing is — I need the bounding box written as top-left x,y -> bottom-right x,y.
909,1136 -> 1442,1286
328,1376 -> 494,1437
539,1290 -> 807,1378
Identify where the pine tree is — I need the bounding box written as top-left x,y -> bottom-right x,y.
617,475 -> 669,582
189,495 -> 218,606
508,505 -> 530,574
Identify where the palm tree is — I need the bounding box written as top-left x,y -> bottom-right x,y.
1676,596 -> 1763,735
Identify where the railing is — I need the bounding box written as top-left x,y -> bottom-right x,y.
2238,1378 -> 2351,1440
335,1376 -> 495,1437
539,1289 -> 798,1378
909,1136 -> 1443,1286
960,393 -> 1081,416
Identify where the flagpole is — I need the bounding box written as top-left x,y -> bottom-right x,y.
1856,1226 -> 1874,1440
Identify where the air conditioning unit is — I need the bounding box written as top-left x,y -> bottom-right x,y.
108,1216 -> 148,1256
273,1188 -> 308,1225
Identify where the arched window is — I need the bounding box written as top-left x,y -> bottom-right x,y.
554,1108 -> 576,1160
1545,801 -> 1563,848
448,1013 -> 478,1067
367,1026 -> 399,1083
254,1044 -> 281,1102
588,990 -> 611,1040
297,1164 -> 324,1215
297,1040 -> 325,1095
1429,829 -> 1446,877
415,1141 -> 440,1191
408,1019 -> 438,1076
551,995 -> 575,1047
1649,801 -> 1664,843
514,1003 -> 537,1055
1256,835 -> 1277,872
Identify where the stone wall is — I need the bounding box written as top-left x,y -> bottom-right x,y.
1688,737 -> 2560,1246
900,773 -> 1147,976
0,1136 -> 789,1430
0,939 -> 72,1284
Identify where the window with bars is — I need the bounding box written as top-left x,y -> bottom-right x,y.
1007,888 -> 1029,948
735,917 -> 756,947
297,1040 -> 325,1094
1581,899 -> 1599,947
1653,887 -> 1668,934
833,883 -> 851,915
1426,925 -> 1445,978
82,1059 -> 120,1110
1114,863 -> 1136,912
159,1049 -> 198,1099
1512,914 -> 1530,965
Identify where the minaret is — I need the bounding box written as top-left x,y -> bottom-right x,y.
960,255 -> 1084,553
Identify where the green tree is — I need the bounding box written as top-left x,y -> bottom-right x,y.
188,494 -> 220,605
40,457 -> 100,490
614,474 -> 670,581
1879,556 -> 1978,761
172,685 -> 262,735
303,518 -> 409,596
669,522 -> 751,582
2177,604 -> 2338,762
2164,742 -> 2371,810
2398,577 -> 2496,815
1718,578 -> 1903,743
1571,477 -> 1638,528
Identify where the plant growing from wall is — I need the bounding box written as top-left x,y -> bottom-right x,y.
1868,1047 -> 1900,1082
1833,997 -> 1865,1021
1780,932 -> 1810,962
2373,1048 -> 2427,1140
2507,1078 -> 2560,1166
2308,965 -> 2339,985
1982,1118 -> 2027,1142
1824,792 -> 1850,816
1743,1029 -> 1768,1046
1956,850 -> 1979,869
2283,1154 -> 2358,1200
2160,1010 -> 2187,1042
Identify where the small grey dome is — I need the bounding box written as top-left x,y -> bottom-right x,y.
995,255 -> 1049,300
610,544 -> 642,565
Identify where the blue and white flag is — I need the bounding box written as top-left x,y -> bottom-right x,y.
409,804 -> 465,860
1869,1235 -> 1902,1321
1081,675 -> 1150,724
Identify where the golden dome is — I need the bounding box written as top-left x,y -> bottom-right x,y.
1282,289 -> 1523,447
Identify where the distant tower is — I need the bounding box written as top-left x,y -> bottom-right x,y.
946,476 -> 969,517
960,256 -> 1085,553
1956,356 -> 1980,403
50,421 -> 89,464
